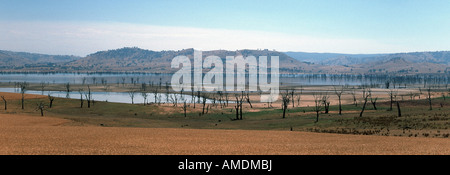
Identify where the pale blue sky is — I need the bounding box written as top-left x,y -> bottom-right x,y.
1,0 -> 449,55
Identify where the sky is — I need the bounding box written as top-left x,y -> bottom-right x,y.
0,0 -> 449,56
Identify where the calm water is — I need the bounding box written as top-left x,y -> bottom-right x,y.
0,87 -> 211,104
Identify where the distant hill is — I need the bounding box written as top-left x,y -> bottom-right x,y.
0,48 -> 448,74
0,50 -> 81,70
284,52 -> 388,65
63,47 -> 316,73
354,57 -> 449,74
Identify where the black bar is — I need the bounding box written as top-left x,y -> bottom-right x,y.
0,155 -> 447,174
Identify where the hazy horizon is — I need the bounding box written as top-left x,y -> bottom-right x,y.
1,0 -> 450,56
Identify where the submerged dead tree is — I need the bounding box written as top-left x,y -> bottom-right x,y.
65,83 -> 71,98
141,91 -> 148,106
128,90 -> 136,104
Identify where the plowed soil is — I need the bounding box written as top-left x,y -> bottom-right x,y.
1,113 -> 449,155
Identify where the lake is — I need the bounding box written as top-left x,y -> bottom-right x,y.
0,87 -> 212,104
0,72 -> 447,87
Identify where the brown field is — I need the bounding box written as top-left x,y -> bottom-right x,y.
1,113 -> 449,155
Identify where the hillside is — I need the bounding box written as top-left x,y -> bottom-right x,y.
0,50 -> 81,70
64,47 -> 316,73
355,57 -> 448,74
0,48 -> 448,74
285,51 -> 450,67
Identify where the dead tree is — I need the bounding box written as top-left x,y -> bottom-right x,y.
152,88 -> 159,104
295,93 -> 302,108
217,91 -> 224,108
281,90 -> 290,119
290,89 -> 295,108
47,94 -> 55,108
141,92 -> 148,106
19,82 -> 27,110
359,92 -> 370,117
234,93 -> 244,120
1,96 -> 6,110
65,83 -> 71,98
36,101 -> 46,117
201,94 -> 208,115
78,89 -> 84,108
387,89 -> 397,111
370,95 -> 378,110
313,94 -> 323,123
128,90 -> 136,104
170,93 -> 179,107
427,87 -> 432,110
244,91 -> 253,108
408,92 -> 415,101
224,92 -> 229,107
334,86 -> 343,115
85,85 -> 92,108
350,90 -> 357,107
234,96 -> 240,120
321,94 -> 330,114
182,100 -> 188,117
40,82 -> 46,95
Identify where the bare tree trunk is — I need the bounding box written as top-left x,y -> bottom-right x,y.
1,96 -> 6,110
371,97 -> 378,110
359,95 -> 369,117
235,97 -> 240,120
48,95 -> 55,108
183,101 -> 188,118
239,101 -> 243,120
338,95 -> 342,115
38,102 -> 45,116
315,111 -> 319,123
65,83 -> 71,98
128,91 -> 136,104
246,92 -> 253,108
21,93 -> 24,109
427,88 -> 432,110
290,89 -> 295,108
282,104 -> 287,119
397,101 -> 401,117
202,95 -> 207,115
80,94 -> 84,108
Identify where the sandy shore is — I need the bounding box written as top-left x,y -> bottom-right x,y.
0,113 -> 449,155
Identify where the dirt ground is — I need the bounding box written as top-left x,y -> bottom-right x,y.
1,113 -> 449,155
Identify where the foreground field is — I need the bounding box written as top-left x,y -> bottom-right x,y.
1,113 -> 449,155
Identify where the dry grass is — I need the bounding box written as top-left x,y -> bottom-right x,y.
1,113 -> 449,155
